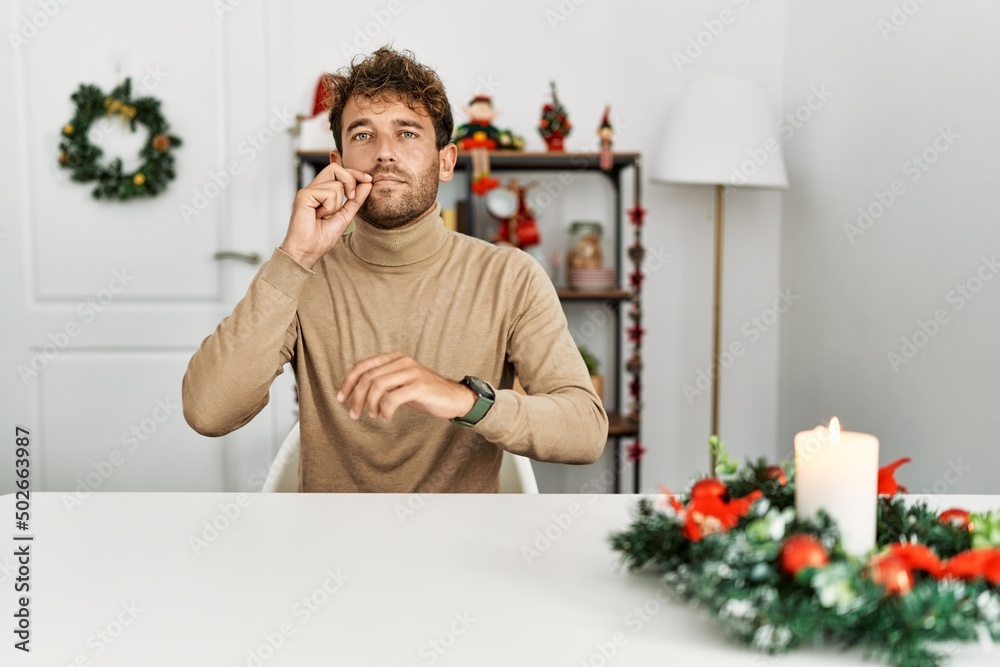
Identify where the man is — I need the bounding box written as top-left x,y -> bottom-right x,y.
182,47 -> 608,492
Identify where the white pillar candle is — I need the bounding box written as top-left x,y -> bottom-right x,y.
794,418 -> 880,556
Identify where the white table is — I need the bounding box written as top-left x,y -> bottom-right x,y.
1,493 -> 997,666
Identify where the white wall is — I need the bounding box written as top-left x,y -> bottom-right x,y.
779,1 -> 1000,493
3,0 -> 791,493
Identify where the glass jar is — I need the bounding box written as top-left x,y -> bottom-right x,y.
567,221 -> 604,269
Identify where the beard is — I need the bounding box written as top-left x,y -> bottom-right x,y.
359,160 -> 440,230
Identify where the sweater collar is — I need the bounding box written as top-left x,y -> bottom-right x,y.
349,203 -> 448,267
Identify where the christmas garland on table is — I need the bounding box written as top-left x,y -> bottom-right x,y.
609,441 -> 1000,667
58,78 -> 182,200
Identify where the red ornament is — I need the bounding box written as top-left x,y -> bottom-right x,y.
938,508 -> 972,532
877,457 -> 911,495
763,465 -> 787,486
887,542 -> 945,578
690,478 -> 727,500
870,554 -> 915,595
152,134 -> 171,152
985,557 -> 1000,585
682,490 -> 763,541
628,205 -> 646,226
943,547 -> 1000,583
779,534 -> 829,576
658,484 -> 762,541
626,441 -> 646,462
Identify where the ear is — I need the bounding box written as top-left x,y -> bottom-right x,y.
329,150 -> 342,165
438,143 -> 458,183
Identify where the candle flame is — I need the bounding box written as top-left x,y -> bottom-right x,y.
829,417 -> 841,446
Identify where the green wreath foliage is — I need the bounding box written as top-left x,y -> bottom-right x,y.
610,456 -> 1000,667
58,78 -> 182,200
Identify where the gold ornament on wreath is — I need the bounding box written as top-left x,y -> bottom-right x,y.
58,78 -> 182,200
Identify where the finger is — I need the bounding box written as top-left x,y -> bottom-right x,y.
307,186 -> 345,219
341,169 -> 372,200
337,181 -> 372,223
378,383 -> 428,421
309,163 -> 371,199
351,358 -> 414,420
365,367 -> 420,419
337,351 -> 406,408
344,167 -> 373,185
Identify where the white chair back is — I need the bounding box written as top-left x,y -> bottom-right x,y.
262,422 -> 538,493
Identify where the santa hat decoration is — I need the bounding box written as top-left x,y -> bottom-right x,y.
469,94 -> 493,106
311,74 -> 330,117
297,74 -> 335,151
600,106 -> 612,130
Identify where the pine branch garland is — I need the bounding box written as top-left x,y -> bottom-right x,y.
609,456 -> 999,667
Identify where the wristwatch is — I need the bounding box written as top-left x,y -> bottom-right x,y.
451,376 -> 496,427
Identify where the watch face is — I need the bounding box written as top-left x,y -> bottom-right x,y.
466,376 -> 495,399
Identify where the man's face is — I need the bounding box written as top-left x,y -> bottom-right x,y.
335,96 -> 455,230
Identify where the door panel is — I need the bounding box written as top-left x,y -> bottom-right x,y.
0,1 -> 294,494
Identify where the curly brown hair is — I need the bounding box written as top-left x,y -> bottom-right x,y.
323,46 -> 454,154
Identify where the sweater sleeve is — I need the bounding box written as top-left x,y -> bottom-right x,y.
473,254 -> 609,464
182,248 -> 311,437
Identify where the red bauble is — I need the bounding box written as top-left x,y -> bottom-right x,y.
938,508 -> 972,532
690,478 -> 727,500
984,556 -> 1000,585
763,465 -> 787,486
779,534 -> 829,576
871,554 -> 915,595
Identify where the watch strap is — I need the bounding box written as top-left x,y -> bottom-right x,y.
450,377 -> 495,427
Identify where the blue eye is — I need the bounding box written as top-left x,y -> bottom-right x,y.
401,131 -> 416,138
353,132 -> 370,141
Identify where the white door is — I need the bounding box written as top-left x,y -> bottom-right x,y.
0,1 -> 298,495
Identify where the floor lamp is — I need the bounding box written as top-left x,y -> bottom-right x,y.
651,78 -> 788,473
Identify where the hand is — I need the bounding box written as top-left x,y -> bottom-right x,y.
280,162 -> 373,270
336,352 -> 477,422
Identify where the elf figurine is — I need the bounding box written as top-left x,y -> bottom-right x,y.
598,106 -> 614,171
452,95 -> 502,195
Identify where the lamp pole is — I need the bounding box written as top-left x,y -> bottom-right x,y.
710,184 -> 724,474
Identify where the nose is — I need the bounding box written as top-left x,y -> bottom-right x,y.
374,135 -> 396,164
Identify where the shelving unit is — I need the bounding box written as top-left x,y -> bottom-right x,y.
295,150 -> 644,493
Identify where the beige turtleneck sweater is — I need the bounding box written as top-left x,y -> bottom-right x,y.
182,203 -> 608,492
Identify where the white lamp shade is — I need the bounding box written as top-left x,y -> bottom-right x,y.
652,78 -> 788,189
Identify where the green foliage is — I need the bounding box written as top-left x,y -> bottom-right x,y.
711,435 -> 739,477
609,458 -> 1000,667
578,345 -> 600,376
972,510 -> 1000,548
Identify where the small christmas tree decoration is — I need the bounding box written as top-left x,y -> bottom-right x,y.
598,106 -> 614,171
538,82 -> 571,151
